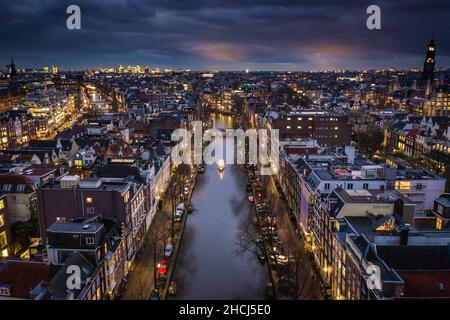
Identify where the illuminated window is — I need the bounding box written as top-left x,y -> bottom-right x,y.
395,181 -> 411,190
297,126 -> 302,129
74,159 -> 83,167
287,117 -> 291,121
436,217 -> 443,230
0,199 -> 4,209
1,249 -> 7,258
286,126 -> 291,129
0,231 -> 7,248
86,197 -> 93,204
0,215 -> 3,227
124,191 -> 130,204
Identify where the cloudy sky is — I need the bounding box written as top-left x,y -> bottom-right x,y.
1,0 -> 449,71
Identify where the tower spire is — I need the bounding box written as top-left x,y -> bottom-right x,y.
8,56 -> 17,79
422,38 -> 436,81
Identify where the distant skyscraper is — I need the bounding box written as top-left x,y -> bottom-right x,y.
422,39 -> 436,81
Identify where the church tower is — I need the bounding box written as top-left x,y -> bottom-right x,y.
422,39 -> 436,81
7,57 -> 17,79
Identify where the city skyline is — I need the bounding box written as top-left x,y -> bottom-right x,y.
1,0 -> 450,71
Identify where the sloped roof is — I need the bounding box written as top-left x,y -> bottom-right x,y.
46,252 -> 95,300
96,163 -> 145,183
0,260 -> 54,299
0,174 -> 35,193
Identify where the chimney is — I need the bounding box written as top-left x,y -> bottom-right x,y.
400,226 -> 409,245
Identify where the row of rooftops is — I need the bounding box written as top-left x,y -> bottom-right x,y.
43,175 -> 132,194
329,189 -> 450,298
293,152 -> 444,182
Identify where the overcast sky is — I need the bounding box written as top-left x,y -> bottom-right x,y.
1,0 -> 449,71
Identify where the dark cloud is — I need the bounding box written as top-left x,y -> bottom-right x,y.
0,0 -> 449,70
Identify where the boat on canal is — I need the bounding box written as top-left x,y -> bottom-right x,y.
168,281 -> 177,296
218,159 -> 225,172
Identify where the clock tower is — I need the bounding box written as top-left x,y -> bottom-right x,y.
422,39 -> 436,81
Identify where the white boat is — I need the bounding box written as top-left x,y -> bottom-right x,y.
168,281 -> 177,296
218,159 -> 225,172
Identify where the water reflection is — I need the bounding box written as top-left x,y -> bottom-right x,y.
170,114 -> 266,300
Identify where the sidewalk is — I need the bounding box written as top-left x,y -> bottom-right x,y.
248,166 -> 323,300
266,176 -> 323,300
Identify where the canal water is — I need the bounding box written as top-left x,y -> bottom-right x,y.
170,114 -> 267,300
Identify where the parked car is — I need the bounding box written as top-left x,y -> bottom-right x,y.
174,203 -> 184,221
165,243 -> 174,257
269,254 -> 289,265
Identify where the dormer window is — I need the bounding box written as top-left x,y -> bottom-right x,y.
86,237 -> 95,245
17,184 -> 26,193
0,286 -> 11,296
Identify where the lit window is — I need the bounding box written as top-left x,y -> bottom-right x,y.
286,126 -> 291,129
74,159 -> 83,167
124,191 -> 130,204
0,231 -> 7,248
436,217 -> 443,230
0,200 -> 4,210
287,117 -> 291,121
0,215 -> 3,227
297,126 -> 302,129
86,197 -> 93,204
395,181 -> 411,190
1,249 -> 7,258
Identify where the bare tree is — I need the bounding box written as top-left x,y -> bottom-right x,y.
235,200 -> 280,298
149,212 -> 172,293
282,247 -> 313,299
167,163 -> 191,238
355,125 -> 385,159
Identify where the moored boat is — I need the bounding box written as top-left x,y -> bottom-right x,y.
168,281 -> 177,296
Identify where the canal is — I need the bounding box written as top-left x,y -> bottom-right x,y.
170,114 -> 267,300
